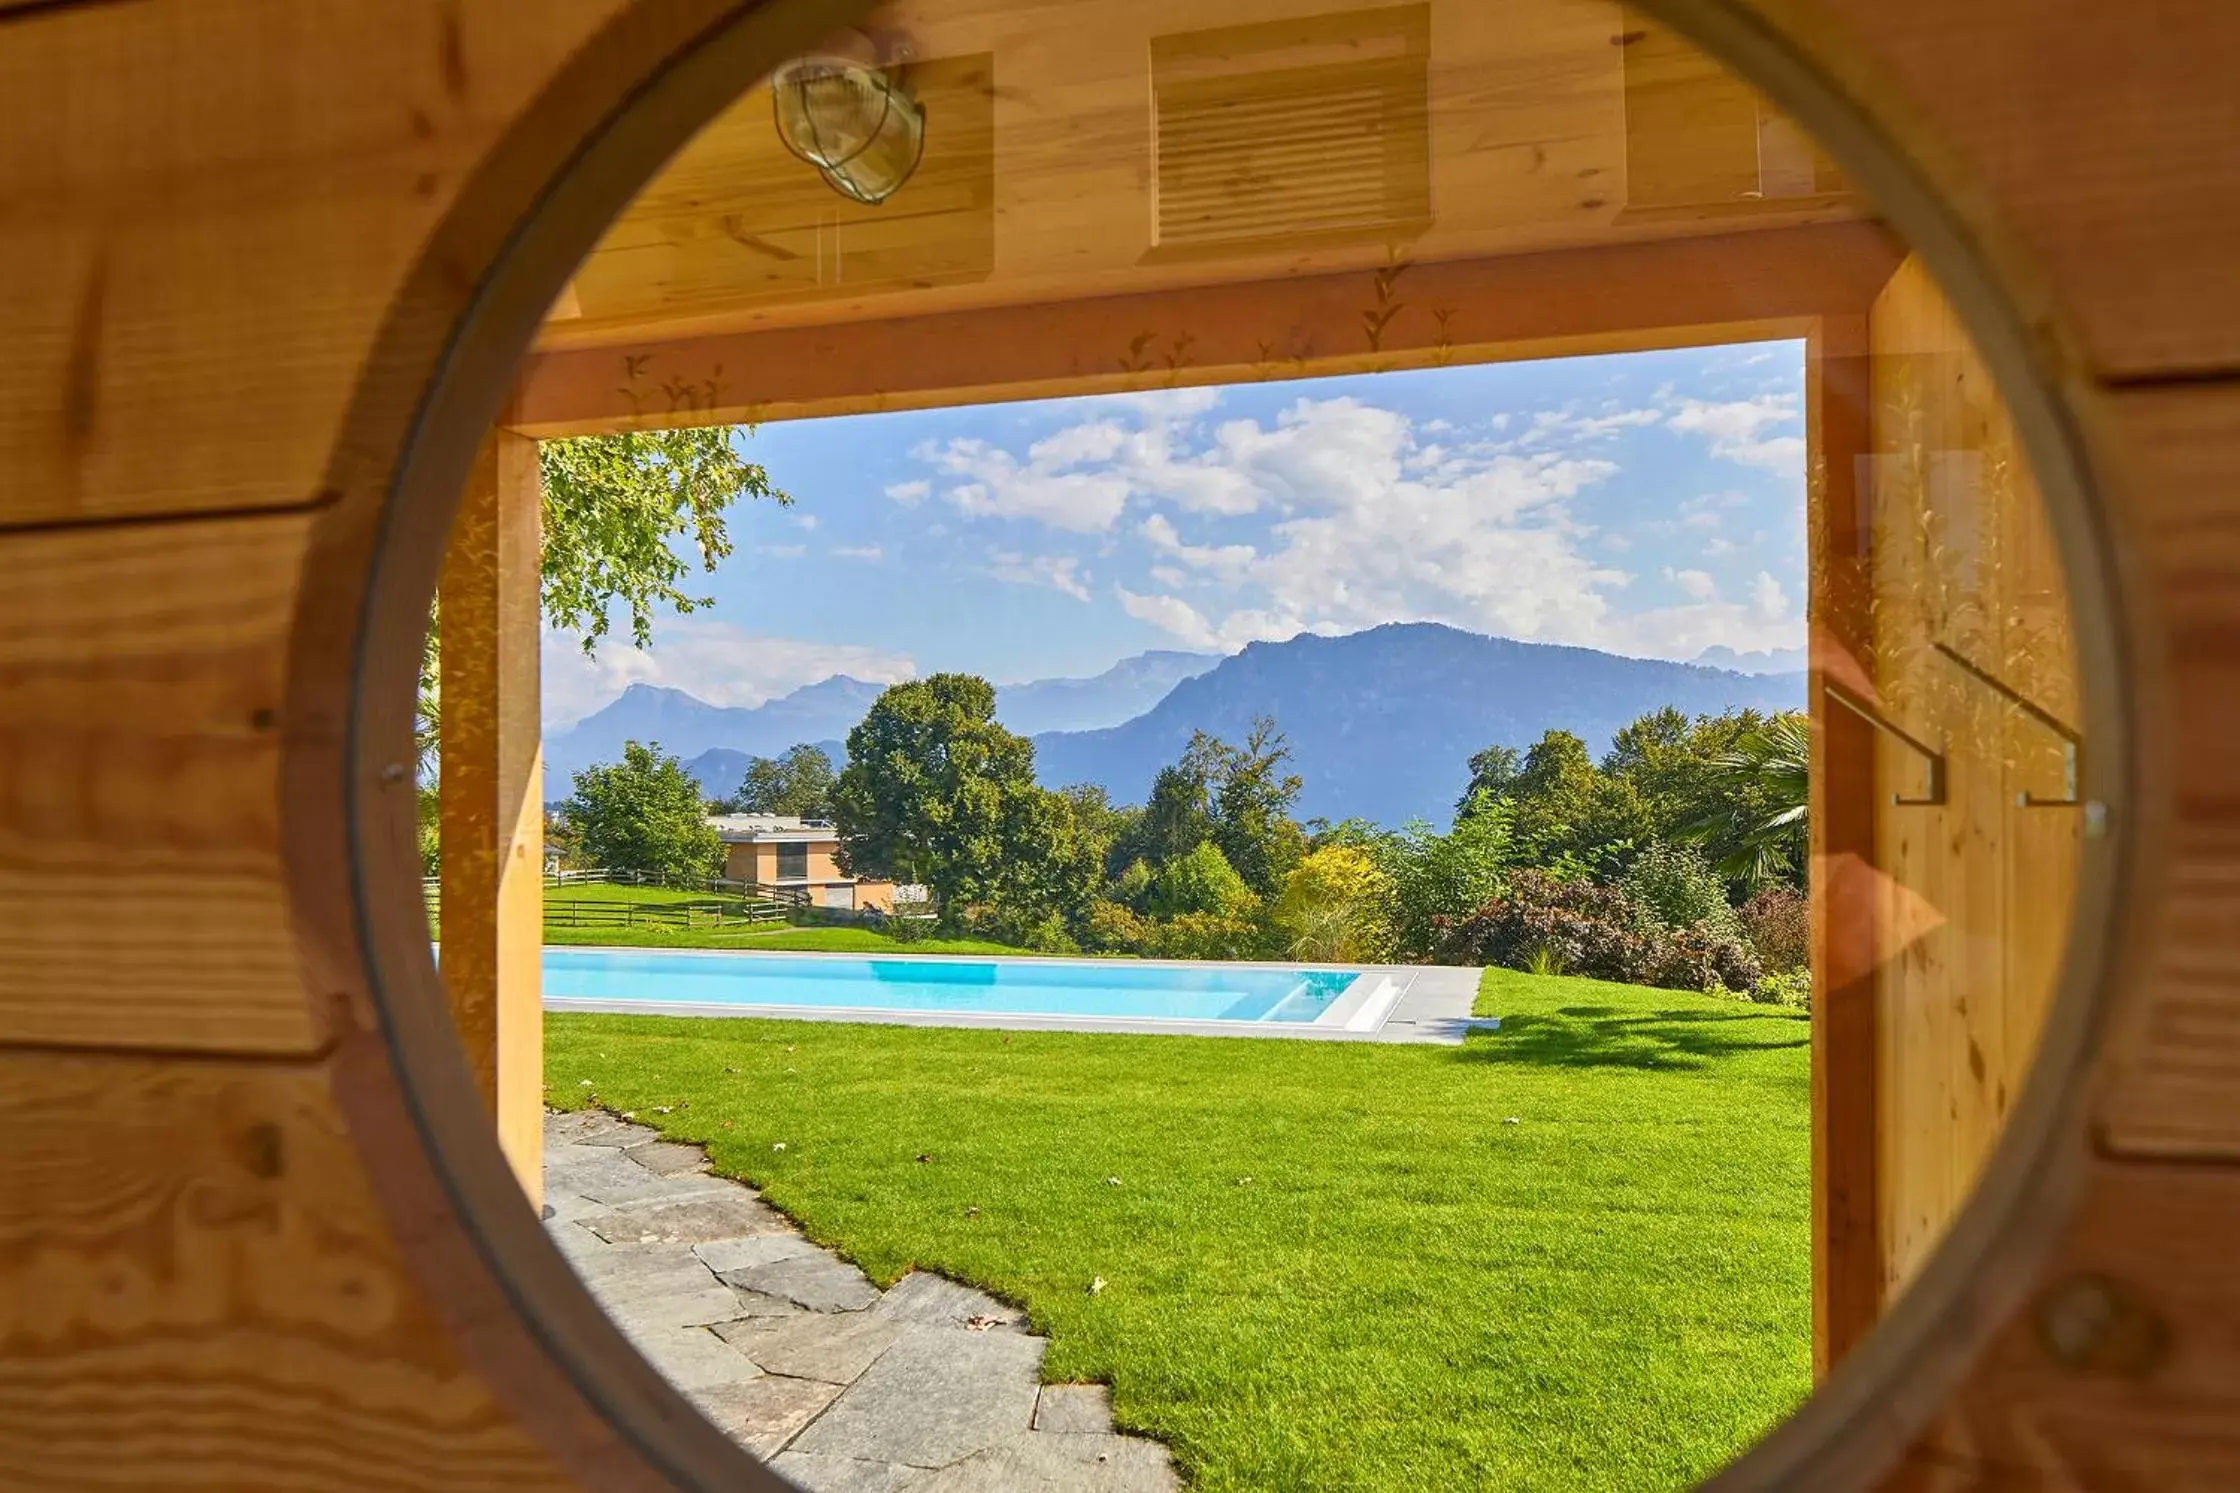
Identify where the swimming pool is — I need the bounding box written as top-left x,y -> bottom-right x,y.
542,948 -> 1382,1026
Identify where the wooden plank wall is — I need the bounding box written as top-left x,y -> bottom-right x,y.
1865,254 -> 2080,1297
0,0 -> 2238,1490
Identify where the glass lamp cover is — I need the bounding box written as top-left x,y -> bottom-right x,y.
772,56 -> 926,205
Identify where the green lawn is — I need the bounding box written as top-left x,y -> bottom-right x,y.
542,922 -> 1023,955
545,882 -> 737,907
546,968 -> 1811,1491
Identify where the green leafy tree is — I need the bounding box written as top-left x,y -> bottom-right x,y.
1118,761 -> 1216,871
540,427 -> 789,651
832,674 -> 1067,916
564,741 -> 723,880
1455,743 -> 1522,817
1147,841 -> 1257,920
1502,729 -> 1646,878
722,743 -> 838,818
1207,717 -> 1307,898
1384,792 -> 1514,959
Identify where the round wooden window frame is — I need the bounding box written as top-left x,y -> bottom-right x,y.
303,1 -> 2137,1487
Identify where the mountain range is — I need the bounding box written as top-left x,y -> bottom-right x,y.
546,625 -> 1802,828
1031,624 -> 1803,826
543,649 -> 1219,791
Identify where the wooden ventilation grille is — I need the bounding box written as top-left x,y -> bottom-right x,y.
1150,6 -> 1431,259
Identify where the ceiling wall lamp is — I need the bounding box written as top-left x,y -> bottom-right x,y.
771,32 -> 926,206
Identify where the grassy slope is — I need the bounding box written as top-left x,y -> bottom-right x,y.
547,969 -> 1810,1492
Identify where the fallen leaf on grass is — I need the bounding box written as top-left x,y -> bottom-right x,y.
772,1142 -> 788,1152
916,1153 -> 934,1164
964,1205 -> 981,1218
1104,1176 -> 1122,1187
1088,1277 -> 1107,1296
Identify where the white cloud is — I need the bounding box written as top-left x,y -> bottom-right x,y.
884,479 -> 930,505
1116,586 -> 1222,649
1667,394 -> 1805,472
1139,513 -> 1257,583
919,436 -> 1133,532
794,512 -> 820,531
899,385 -> 1804,666
989,551 -> 1092,602
1523,405 -> 1663,445
1702,536 -> 1737,557
833,544 -> 884,562
541,619 -> 914,729
1106,396 -> 1632,652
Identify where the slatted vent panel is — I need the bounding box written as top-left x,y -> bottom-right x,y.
1151,6 -> 1430,257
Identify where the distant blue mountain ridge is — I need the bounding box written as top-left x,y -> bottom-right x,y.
546,625 -> 1802,829
543,649 -> 1219,791
1030,623 -> 1804,827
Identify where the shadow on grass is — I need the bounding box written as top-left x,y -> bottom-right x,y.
1462,1005 -> 1809,1071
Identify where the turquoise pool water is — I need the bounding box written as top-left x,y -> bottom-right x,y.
543,950 -> 1363,1023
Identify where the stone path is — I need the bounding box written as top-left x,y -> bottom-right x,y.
544,1110 -> 1181,1492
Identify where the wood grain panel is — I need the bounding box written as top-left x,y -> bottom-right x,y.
2089,382 -> 2240,1159
0,1047 -> 574,1491
440,431 -> 546,1205
1880,1158 -> 2240,1491
1746,0 -> 2240,381
513,219 -> 1904,433
0,511 -> 326,1054
1867,255 -> 2078,1296
538,0 -> 1870,353
0,0 -> 628,528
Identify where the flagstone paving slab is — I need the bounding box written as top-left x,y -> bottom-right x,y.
1033,1383 -> 1115,1436
717,1310 -> 904,1384
767,1451 -> 926,1493
695,1234 -> 820,1274
723,1251 -> 882,1313
543,1109 -> 1173,1485
910,1432 -> 1181,1493
584,1190 -> 792,1244
872,1271 -> 1029,1333
786,1326 -> 1046,1467
623,1139 -> 716,1176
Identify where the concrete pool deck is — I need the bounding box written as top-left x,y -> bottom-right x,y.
545,952 -> 1493,1044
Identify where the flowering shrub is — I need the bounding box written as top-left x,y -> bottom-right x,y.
1439,871 -> 1762,994
1437,872 -> 1661,983
1747,968 -> 1814,1010
1739,886 -> 1810,973
1649,925 -> 1764,996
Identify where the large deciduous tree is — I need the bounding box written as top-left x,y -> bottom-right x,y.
539,426 -> 788,651
564,741 -> 723,880
722,743 -> 838,818
832,675 -> 1068,916
1209,717 -> 1307,898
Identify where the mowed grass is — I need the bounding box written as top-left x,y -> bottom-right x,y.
546,969 -> 1812,1492
542,921 -> 1024,955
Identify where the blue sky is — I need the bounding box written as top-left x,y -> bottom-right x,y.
543,340 -> 1808,726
